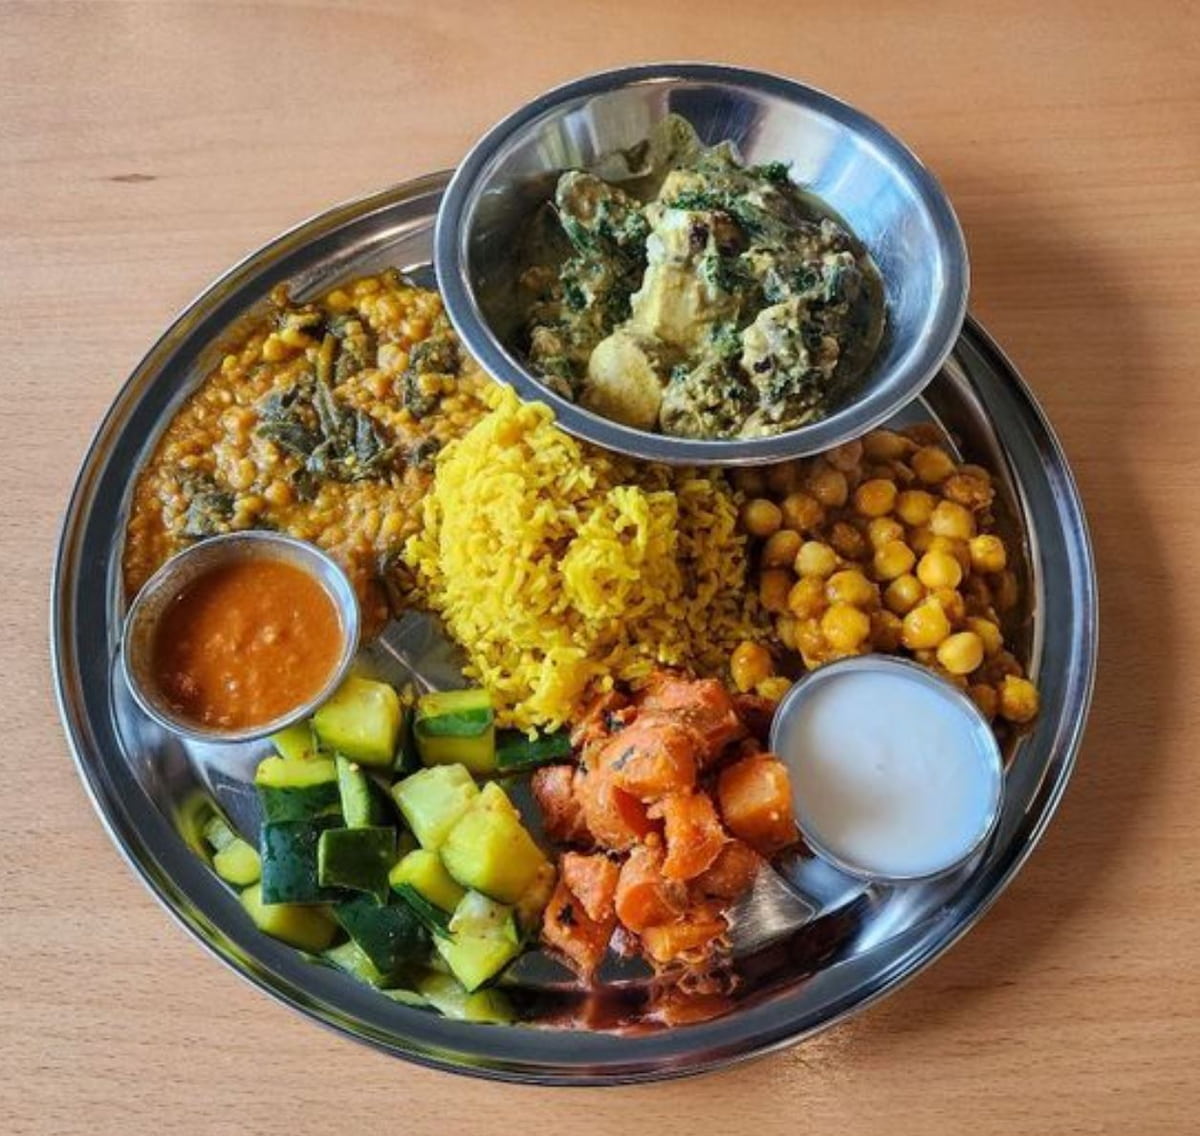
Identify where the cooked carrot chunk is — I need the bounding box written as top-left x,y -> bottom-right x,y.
614,844 -> 687,932
576,768 -> 656,850
532,764 -> 590,845
560,851 -> 620,923
594,717 -> 697,800
716,753 -> 797,855
650,791 -> 728,881
570,689 -> 632,749
639,674 -> 745,764
640,907 -> 728,965
541,877 -> 615,979
690,839 -> 763,903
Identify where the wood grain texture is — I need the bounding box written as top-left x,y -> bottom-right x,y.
2,0 -> 1198,1132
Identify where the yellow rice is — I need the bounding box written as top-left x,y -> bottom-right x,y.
404,385 -> 762,731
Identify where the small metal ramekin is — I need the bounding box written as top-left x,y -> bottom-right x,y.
769,654 -> 1005,884
121,531 -> 360,744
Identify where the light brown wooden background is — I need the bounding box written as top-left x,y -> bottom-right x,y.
3,1 -> 1199,1133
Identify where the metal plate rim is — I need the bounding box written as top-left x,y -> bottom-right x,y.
50,172 -> 1096,1085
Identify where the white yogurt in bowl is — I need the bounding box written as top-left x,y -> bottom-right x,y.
770,656 -> 1004,881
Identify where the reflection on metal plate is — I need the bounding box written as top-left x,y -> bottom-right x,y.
52,172 -> 1095,1084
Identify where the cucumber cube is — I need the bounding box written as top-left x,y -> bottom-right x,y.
240,884 -> 336,953
313,676 -> 403,768
391,764 -> 479,851
415,689 -> 496,774
439,783 -> 548,904
389,848 -> 466,912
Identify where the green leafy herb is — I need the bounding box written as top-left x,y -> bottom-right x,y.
179,475 -> 234,538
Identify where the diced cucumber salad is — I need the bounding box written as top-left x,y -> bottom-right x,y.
193,675 -> 568,1024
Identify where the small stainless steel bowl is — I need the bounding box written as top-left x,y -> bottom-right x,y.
436,62 -> 969,465
121,531 -> 360,744
769,655 -> 1004,884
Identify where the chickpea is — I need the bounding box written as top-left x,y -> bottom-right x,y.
731,641 -> 774,693
895,489 -> 936,526
943,468 -> 995,510
863,429 -> 912,461
993,569 -> 1020,612
807,463 -> 849,508
765,461 -> 801,496
884,573 -> 926,615
731,467 -> 767,496
853,478 -> 898,518
759,568 -> 793,613
868,516 -> 905,548
873,539 -> 917,581
999,676 -> 1040,723
830,520 -> 868,561
756,675 -> 794,702
795,540 -> 839,578
930,499 -> 976,541
934,589 -> 967,629
762,529 -> 803,568
969,683 -> 999,720
825,439 -> 864,472
826,568 -> 877,608
917,549 -> 963,590
788,576 -> 828,620
741,498 -> 783,538
912,445 -> 956,485
821,603 -> 871,651
966,616 -> 1004,657
902,599 -> 952,649
780,491 -> 825,533
794,618 -> 828,661
930,534 -> 972,576
937,631 -> 985,676
775,614 -> 799,650
907,525 -> 935,555
870,609 -> 904,652
969,534 -> 1008,574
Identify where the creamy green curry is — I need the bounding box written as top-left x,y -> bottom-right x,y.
519,117 -> 884,439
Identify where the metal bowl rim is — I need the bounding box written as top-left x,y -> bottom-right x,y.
434,61 -> 970,464
50,172 -> 1096,1085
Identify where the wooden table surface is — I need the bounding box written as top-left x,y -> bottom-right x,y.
3,1 -> 1199,1132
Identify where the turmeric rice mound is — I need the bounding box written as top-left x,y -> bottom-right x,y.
404,385 -> 761,731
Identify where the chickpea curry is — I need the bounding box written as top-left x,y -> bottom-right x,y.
730,427 -> 1040,732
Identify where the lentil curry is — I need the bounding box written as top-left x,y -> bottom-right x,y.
123,271 -> 491,632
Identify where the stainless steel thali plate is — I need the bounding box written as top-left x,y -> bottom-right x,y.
51,172 -> 1096,1084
